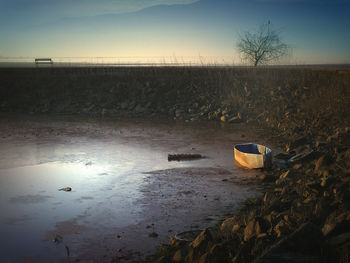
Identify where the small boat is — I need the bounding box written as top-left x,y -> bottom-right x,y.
234,143 -> 272,168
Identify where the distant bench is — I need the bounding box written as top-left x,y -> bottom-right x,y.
35,58 -> 53,64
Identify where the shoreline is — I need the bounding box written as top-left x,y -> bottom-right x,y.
148,126 -> 350,263
0,66 -> 349,262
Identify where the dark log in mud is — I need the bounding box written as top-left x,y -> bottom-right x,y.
168,154 -> 203,161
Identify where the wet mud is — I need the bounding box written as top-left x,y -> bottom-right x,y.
0,114 -> 268,262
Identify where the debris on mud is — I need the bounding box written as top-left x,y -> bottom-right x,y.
168,154 -> 203,161
58,187 -> 72,192
149,128 -> 350,263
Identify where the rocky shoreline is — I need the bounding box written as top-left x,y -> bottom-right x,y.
1,66 -> 349,262
148,126 -> 350,263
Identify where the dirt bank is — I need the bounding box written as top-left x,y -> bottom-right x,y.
0,67 -> 349,137
1,66 -> 350,262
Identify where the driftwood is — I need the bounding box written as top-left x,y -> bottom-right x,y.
168,154 -> 203,161
58,187 -> 72,192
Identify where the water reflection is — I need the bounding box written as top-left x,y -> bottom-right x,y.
0,115 -> 261,262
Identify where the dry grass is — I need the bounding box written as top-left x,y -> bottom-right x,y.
0,66 -> 349,136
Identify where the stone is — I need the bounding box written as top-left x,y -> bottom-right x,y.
244,219 -> 256,241
288,149 -> 315,164
315,155 -> 325,173
232,224 -> 240,233
169,236 -> 185,247
184,248 -> 194,263
275,171 -> 291,185
258,173 -> 275,182
220,216 -> 239,233
173,249 -> 184,262
289,136 -> 309,151
280,170 -> 290,179
175,109 -> 184,118
244,218 -> 262,241
293,163 -> 302,169
328,232 -> 350,247
315,140 -> 327,149
190,229 -> 212,250
120,101 -> 128,110
322,210 -> 350,237
254,222 -> 323,263
228,115 -> 243,123
274,220 -> 289,238
198,252 -> 209,263
209,243 -> 228,263
134,104 -> 144,113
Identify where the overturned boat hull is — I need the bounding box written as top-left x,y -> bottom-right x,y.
234,143 -> 272,169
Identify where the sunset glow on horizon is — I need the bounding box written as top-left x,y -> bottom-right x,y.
1,0 -> 350,65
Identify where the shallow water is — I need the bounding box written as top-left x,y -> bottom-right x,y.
0,114 -> 263,262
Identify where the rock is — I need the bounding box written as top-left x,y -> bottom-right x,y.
228,115 -> 243,123
120,101 -> 128,110
232,224 -> 240,233
198,252 -> 209,263
328,232 -> 350,247
244,218 -> 262,241
274,220 -> 290,238
220,216 -> 239,233
134,104 -> 144,114
128,100 -> 136,110
322,210 -> 350,237
288,148 -> 315,164
314,154 -> 332,174
175,109 -> 184,118
275,152 -> 294,160
315,155 -> 326,173
280,170 -> 290,179
173,249 -> 184,262
258,173 -> 275,182
275,170 -> 291,185
254,222 -> 323,263
169,236 -> 186,247
323,232 -> 350,263
184,248 -> 195,263
209,243 -> 228,263
293,163 -> 302,169
286,136 -> 310,153
315,140 -> 328,149
190,229 -> 212,250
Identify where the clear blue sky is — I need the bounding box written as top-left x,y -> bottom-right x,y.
1,0 -> 349,64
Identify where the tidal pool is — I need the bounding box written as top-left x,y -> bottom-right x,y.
0,114 -> 262,262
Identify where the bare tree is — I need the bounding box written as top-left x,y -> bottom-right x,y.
237,21 -> 289,66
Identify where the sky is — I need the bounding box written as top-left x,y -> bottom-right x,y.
0,0 -> 349,64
